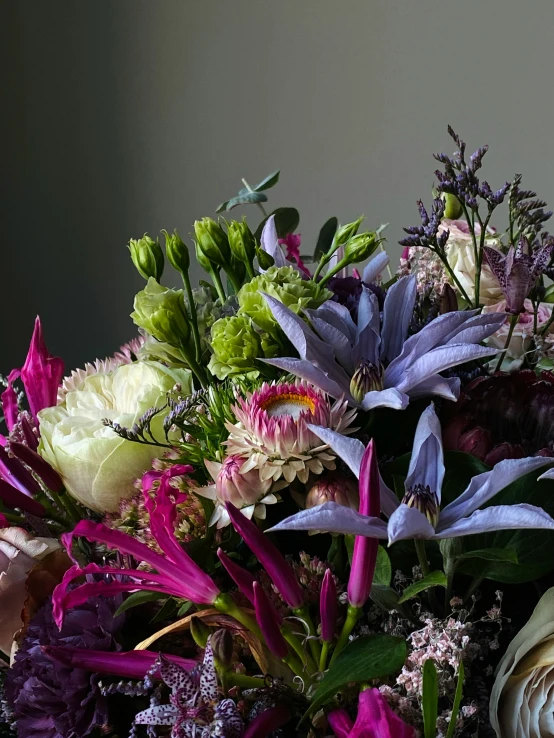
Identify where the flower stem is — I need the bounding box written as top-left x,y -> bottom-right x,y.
414,540 -> 442,616
242,178 -> 268,218
226,673 -> 266,689
210,267 -> 227,303
319,641 -> 330,673
181,271 -> 202,364
329,604 -> 361,667
494,313 -> 519,372
293,605 -> 321,666
214,594 -> 263,642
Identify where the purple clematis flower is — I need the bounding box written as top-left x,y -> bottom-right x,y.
484,238 -> 554,314
262,275 -> 506,411
269,404 -> 554,544
134,640 -> 243,738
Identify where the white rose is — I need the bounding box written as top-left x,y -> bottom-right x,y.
482,300 -> 554,370
490,586 -> 554,737
0,527 -> 60,655
441,218 -> 504,305
38,361 -> 191,512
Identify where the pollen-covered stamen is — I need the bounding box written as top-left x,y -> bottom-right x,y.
260,391 -> 316,419
402,483 -> 440,527
349,360 -> 384,403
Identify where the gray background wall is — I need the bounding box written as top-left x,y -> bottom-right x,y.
2,0 -> 554,375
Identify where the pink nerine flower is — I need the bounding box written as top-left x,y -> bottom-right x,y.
279,233 -> 311,278
328,688 -> 415,738
20,316 -> 64,420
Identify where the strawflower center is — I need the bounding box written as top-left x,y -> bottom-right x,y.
402,483 -> 440,527
259,391 -> 316,419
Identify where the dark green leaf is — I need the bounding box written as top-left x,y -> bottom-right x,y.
446,661 -> 465,738
305,634 -> 406,719
114,590 -> 168,617
456,548 -> 518,564
374,546 -> 392,586
254,207 -> 300,241
150,597 -> 179,624
422,660 -> 439,738
225,192 -> 268,211
253,170 -> 280,191
370,584 -> 400,611
398,571 -> 447,604
313,217 -> 338,261
177,601 -> 193,617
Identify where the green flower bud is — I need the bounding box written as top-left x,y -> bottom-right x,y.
190,616 -> 211,649
195,241 -> 214,273
208,315 -> 267,379
237,266 -> 330,335
335,216 -> 365,247
131,278 -> 190,347
128,235 -> 164,281
227,219 -> 257,263
349,360 -> 384,404
194,217 -> 231,267
343,232 -> 378,264
211,629 -> 234,671
441,192 -> 463,220
163,229 -> 190,275
256,246 -> 274,270
544,284 -> 554,304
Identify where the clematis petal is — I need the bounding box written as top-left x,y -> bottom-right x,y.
439,456 -> 554,529
436,504 -> 554,538
405,403 -> 445,503
361,388 -> 409,411
387,504 -> 436,544
406,374 -> 460,402
263,293 -> 324,360
263,357 -> 351,400
362,251 -> 390,284
269,501 -> 389,538
444,312 -> 506,345
354,287 -> 381,367
260,215 -> 286,268
380,275 -> 417,363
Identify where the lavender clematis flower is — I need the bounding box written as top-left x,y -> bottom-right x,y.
260,215 -> 287,269
270,404 -> 554,544
134,640 -> 243,738
262,275 -> 506,411
484,238 -> 554,314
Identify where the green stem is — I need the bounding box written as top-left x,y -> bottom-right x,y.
224,267 -> 243,295
226,673 -> 266,689
214,594 -> 263,641
210,268 -> 226,302
435,250 -> 472,305
414,540 -> 441,616
180,345 -> 209,388
242,178 -> 268,218
463,572 -> 486,604
329,604 -> 361,667
244,259 -> 256,280
181,270 -> 202,364
494,313 -> 519,372
281,625 -> 316,672
293,605 -> 321,666
473,210 -> 491,309
318,257 -> 350,287
540,309 -> 554,336
319,641 -> 330,673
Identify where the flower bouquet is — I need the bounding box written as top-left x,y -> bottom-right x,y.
2,127 -> 554,738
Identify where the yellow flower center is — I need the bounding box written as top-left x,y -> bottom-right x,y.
260,392 -> 315,420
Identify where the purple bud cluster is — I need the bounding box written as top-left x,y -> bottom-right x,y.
399,198 -> 449,253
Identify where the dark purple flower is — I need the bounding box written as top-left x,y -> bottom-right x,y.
328,277 -> 384,320
5,596 -> 124,738
484,238 -> 554,314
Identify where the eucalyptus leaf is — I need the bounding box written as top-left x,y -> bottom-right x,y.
215,200 -> 229,213
305,634 -> 406,719
313,217 -> 338,261
253,170 -> 280,191
225,191 -> 268,211
114,590 -> 168,617
422,659 -> 439,738
398,571 -> 447,604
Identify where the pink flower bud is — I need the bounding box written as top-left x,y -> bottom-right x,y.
320,568 -> 337,642
21,317 -> 64,420
306,473 -> 359,511
253,582 -> 288,660
209,456 -> 272,509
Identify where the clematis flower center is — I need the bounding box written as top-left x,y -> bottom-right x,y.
349,360 -> 384,403
259,390 -> 316,419
402,483 -> 440,527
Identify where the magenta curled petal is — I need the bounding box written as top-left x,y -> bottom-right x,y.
347,440 -> 380,608
328,709 -> 354,738
353,688 -> 415,738
253,582 -> 288,660
217,548 -> 256,604
1,370 -> 20,432
21,316 -> 64,419
43,646 -> 197,678
243,704 -> 291,738
0,445 -> 42,497
226,502 -> 304,609
0,479 -> 46,517
10,442 -> 64,492
320,568 -> 338,642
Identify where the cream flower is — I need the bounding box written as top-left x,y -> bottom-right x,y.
0,527 -> 60,655
441,218 -> 503,305
38,361 -> 191,513
225,381 -> 357,484
490,586 -> 554,738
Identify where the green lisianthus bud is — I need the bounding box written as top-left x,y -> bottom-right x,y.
441,192 -> 463,220
195,241 -> 213,273
227,218 -> 257,262
163,229 -> 190,275
128,235 -> 164,281
194,217 -> 231,267
256,246 -> 274,270
343,232 -> 378,264
335,216 -> 365,247
131,278 -> 190,346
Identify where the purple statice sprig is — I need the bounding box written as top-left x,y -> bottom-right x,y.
508,173 -> 553,245
103,404 -> 171,449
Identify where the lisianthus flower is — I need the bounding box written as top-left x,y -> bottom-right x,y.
270,404 -> 554,544
196,455 -> 278,528
262,275 -> 506,411
224,381 -> 357,484
134,639 -> 243,738
328,687 -> 415,738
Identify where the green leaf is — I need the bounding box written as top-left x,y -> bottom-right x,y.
374,546 -> 392,586
177,600 -> 193,617
150,597 -> 179,624
398,571 -> 447,604
370,584 -> 400,611
422,660 -> 439,738
305,634 -> 406,719
446,660 -> 465,738
254,207 -> 300,241
114,590 -> 168,617
225,191 -> 268,211
253,170 -> 280,192
456,548 -> 518,564
215,200 -> 230,213
313,217 -> 338,261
